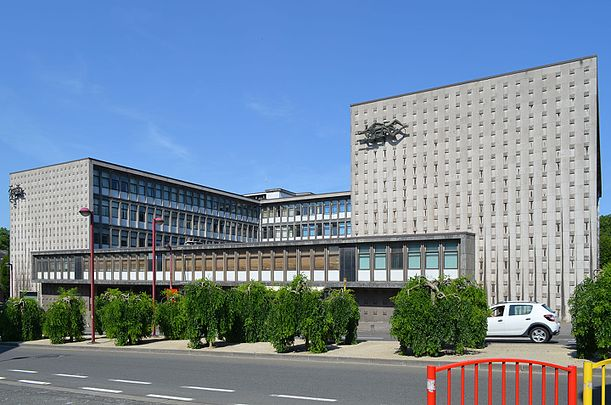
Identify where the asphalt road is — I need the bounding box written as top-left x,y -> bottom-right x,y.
0,344 -> 581,405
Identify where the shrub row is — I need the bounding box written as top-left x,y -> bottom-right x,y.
0,297 -> 45,342
152,276 -> 359,353
569,264 -> 611,359
390,277 -> 488,357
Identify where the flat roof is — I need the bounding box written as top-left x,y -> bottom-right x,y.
350,55 -> 597,107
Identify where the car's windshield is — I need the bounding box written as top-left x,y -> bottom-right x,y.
542,304 -> 555,314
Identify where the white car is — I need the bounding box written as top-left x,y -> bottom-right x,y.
487,302 -> 560,343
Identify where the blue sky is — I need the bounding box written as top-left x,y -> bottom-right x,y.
1,1 -> 610,228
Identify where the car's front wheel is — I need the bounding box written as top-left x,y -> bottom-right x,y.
529,326 -> 550,343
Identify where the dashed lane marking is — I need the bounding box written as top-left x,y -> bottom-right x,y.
9,369 -> 37,374
54,373 -> 88,379
109,378 -> 152,385
181,385 -> 235,393
147,394 -> 193,402
18,379 -> 51,385
270,394 -> 337,402
81,387 -> 123,394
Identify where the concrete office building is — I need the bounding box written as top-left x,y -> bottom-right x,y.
350,55 -> 600,317
9,158 -> 261,297
8,56 -> 600,320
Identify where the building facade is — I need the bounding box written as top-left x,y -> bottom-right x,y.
351,56 -> 600,317
8,56 -> 601,320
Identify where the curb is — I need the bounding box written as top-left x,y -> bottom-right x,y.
0,341 -> 455,368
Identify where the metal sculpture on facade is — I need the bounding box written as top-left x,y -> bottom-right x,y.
356,119 -> 409,146
8,184 -> 26,207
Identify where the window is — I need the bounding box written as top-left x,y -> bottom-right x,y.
425,243 -> 439,269
444,242 -> 458,269
374,245 -> 386,269
358,246 -> 370,270
391,245 -> 403,270
408,243 -> 420,269
509,305 -> 532,316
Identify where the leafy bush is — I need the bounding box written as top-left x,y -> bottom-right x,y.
155,288 -> 188,340
43,288 -> 85,344
183,279 -> 226,348
98,289 -> 153,346
390,277 -> 488,357
267,286 -> 300,352
569,264 -> 611,359
0,297 -> 44,342
267,275 -> 329,353
323,289 -> 360,345
223,282 -> 274,343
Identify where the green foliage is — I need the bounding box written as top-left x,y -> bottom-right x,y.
155,289 -> 188,340
223,282 -> 274,343
390,277 -> 488,357
43,288 -> 85,344
0,256 -> 9,301
0,227 -> 9,251
98,289 -> 153,346
0,297 -> 44,341
266,287 -> 299,352
600,215 -> 611,269
569,264 -> 611,359
267,275 -> 330,353
323,289 -> 360,345
183,279 -> 226,348
299,289 -> 327,353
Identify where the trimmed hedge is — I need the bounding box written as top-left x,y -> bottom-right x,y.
0,297 -> 44,342
99,289 -> 153,346
43,288 -> 85,344
569,264 -> 611,359
155,288 -> 188,340
390,277 -> 488,357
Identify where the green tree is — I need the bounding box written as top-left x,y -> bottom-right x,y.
98,289 -> 153,346
0,227 -> 10,301
599,215 -> 611,268
183,279 -> 226,348
0,227 -> 9,251
390,277 -> 488,357
569,263 -> 611,359
43,288 -> 86,344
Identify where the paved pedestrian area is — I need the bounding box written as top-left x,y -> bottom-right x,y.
15,335 -> 583,367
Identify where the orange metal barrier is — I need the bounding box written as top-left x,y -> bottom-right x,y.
426,358 -> 577,405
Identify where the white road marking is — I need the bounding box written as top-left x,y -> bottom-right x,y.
181,385 -> 235,392
18,379 -> 51,385
270,394 -> 337,402
81,387 -> 123,394
109,378 -> 151,385
147,394 -> 193,401
54,373 -> 88,379
0,377 -> 5,380
9,369 -> 38,374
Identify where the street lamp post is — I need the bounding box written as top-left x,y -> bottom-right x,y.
165,244 -> 174,290
79,207 -> 96,344
7,263 -> 13,298
151,217 -> 164,336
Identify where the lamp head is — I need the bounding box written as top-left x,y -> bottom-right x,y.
153,217 -> 164,224
79,207 -> 93,217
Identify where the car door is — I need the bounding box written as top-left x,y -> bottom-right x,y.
487,304 -> 508,336
505,304 -> 534,335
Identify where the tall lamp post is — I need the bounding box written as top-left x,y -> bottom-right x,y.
151,217 -> 164,336
165,244 -> 174,290
79,207 -> 96,344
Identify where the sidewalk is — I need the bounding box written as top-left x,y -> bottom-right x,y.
15,336 -> 584,367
